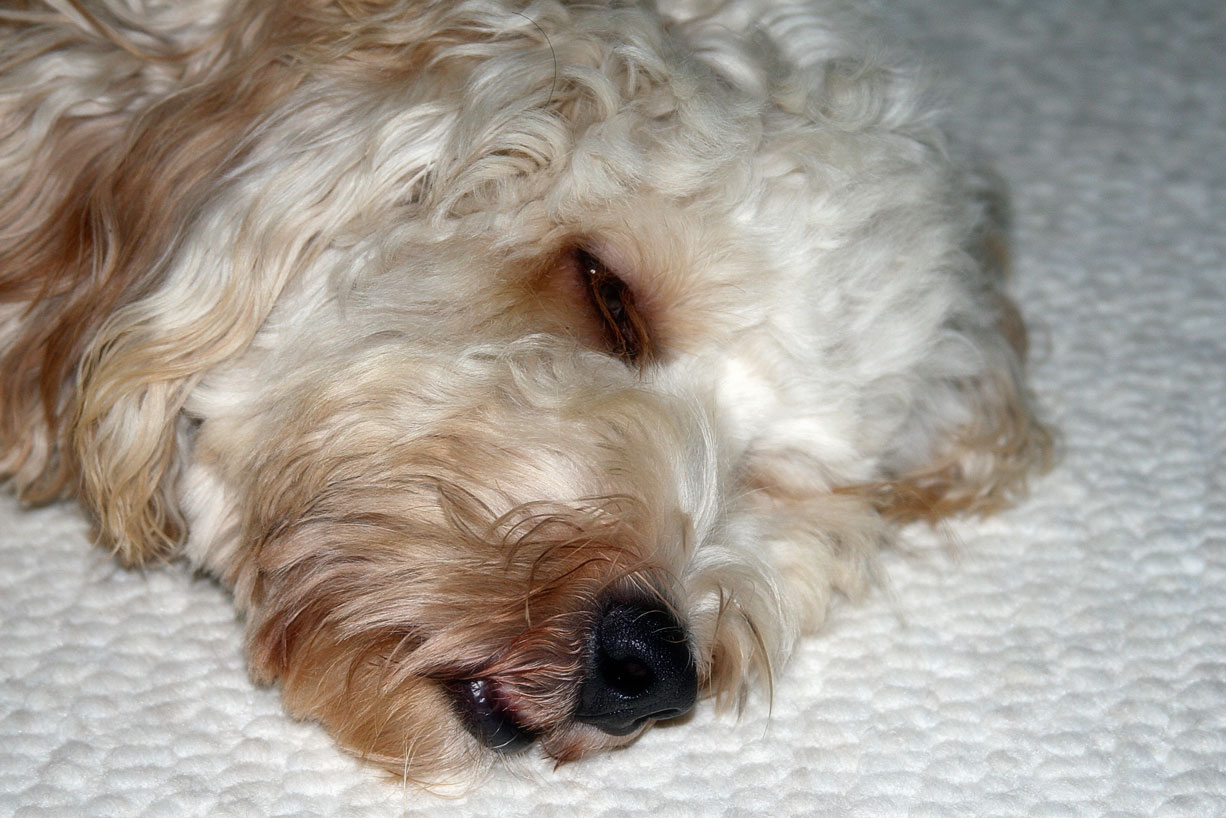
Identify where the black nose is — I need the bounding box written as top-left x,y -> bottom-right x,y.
575,601 -> 698,736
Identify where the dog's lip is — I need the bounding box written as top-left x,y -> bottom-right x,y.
445,678 -> 535,753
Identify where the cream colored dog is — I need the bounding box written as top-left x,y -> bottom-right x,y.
0,0 -> 1048,784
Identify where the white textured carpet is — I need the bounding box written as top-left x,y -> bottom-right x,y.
3,1 -> 1225,816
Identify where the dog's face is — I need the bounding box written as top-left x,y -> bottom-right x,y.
0,0 -> 1048,784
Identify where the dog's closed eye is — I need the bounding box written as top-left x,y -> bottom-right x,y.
573,248 -> 653,365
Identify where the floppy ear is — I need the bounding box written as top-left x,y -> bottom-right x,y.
865,334 -> 1052,524
0,2 -> 519,564
858,171 -> 1053,523
0,9 -> 303,564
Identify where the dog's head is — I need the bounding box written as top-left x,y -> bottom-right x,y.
0,0 -> 1048,783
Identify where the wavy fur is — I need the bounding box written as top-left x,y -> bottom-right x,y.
0,0 -> 1049,785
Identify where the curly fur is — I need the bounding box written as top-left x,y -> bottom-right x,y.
0,0 -> 1049,786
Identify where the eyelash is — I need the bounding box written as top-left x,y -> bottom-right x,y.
575,248 -> 651,365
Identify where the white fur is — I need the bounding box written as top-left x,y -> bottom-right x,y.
0,0 -> 1046,782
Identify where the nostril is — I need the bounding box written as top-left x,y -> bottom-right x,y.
601,655 -> 655,698
575,601 -> 698,736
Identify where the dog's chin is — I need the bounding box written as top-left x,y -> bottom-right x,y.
446,678 -> 536,753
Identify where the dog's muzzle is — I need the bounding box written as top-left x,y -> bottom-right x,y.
574,601 -> 698,736
448,600 -> 698,752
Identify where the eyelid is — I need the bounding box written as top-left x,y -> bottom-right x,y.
574,247 -> 652,366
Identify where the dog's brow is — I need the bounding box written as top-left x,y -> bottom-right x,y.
513,11 -> 558,106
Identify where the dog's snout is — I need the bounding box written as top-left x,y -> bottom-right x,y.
575,602 -> 698,736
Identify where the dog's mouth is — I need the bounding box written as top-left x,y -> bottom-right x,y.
446,678 -> 535,753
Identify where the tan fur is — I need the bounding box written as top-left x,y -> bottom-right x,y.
848,361 -> 1053,524
0,0 -> 1051,785
1,0 -> 306,557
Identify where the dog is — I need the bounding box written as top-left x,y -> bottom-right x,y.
0,0 -> 1049,786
